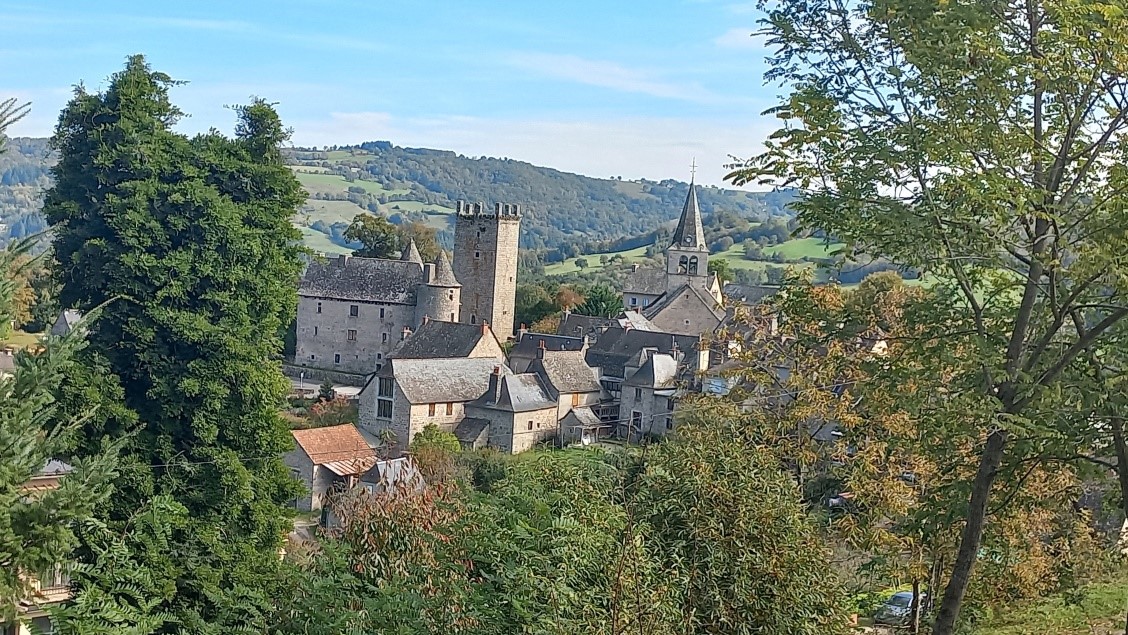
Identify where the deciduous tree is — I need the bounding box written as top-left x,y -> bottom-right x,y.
344,213 -> 398,259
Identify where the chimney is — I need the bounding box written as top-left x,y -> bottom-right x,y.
402,326 -> 412,340
480,321 -> 489,336
536,339 -> 546,360
517,323 -> 528,341
423,263 -> 435,283
423,315 -> 431,326
487,366 -> 503,404
336,254 -> 349,268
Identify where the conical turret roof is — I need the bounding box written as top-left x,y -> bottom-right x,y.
430,250 -> 460,287
401,239 -> 423,265
670,180 -> 706,251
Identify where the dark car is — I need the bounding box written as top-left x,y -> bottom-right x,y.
873,591 -> 927,626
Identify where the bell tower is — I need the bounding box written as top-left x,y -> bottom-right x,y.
665,179 -> 708,292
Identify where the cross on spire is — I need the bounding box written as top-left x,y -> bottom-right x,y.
690,157 -> 697,181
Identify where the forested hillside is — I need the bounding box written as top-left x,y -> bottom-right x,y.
0,137 -> 51,246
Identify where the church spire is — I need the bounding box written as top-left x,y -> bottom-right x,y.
670,177 -> 706,251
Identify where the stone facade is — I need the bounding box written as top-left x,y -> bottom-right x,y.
453,201 -> 522,338
621,385 -> 677,437
295,292 -> 414,376
283,447 -> 328,513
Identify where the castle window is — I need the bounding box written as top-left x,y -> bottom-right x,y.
475,251 -> 480,259
378,378 -> 393,397
448,290 -> 454,300
428,403 -> 436,416
446,402 -> 453,415
527,420 -> 534,431
470,315 -> 476,324
634,388 -> 643,400
380,308 -> 385,319
316,302 -> 322,314
333,354 -> 341,364
382,333 -> 389,343
347,329 -> 357,341
678,256 -> 688,274
377,353 -> 383,359
314,326 -> 318,336
688,256 -> 699,275
349,305 -> 359,317
450,313 -> 455,321
310,354 -> 315,360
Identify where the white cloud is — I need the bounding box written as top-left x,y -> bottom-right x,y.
714,27 -> 760,50
287,110 -> 777,188
504,52 -> 719,103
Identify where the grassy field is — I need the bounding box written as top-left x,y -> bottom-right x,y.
296,199 -> 369,227
297,225 -> 351,256
543,245 -> 651,275
974,576 -> 1128,635
710,244 -> 817,273
1,329 -> 41,349
762,237 -> 844,260
295,172 -> 391,197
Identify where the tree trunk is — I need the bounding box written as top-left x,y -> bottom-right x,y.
932,429 -> 1009,635
911,579 -> 922,634
1109,416 -> 1128,635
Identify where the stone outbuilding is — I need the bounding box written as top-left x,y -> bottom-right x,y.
462,366 -> 559,454
285,424 -> 378,513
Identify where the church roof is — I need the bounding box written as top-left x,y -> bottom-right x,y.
430,251 -> 460,287
401,239 -> 423,265
300,255 -> 424,304
644,282 -> 725,323
624,267 -> 668,296
669,181 -> 706,251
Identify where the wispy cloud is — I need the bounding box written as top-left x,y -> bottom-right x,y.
504,52 -> 716,103
130,15 -> 386,53
713,27 -> 760,50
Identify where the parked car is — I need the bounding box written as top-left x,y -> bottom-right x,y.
873,590 -> 927,626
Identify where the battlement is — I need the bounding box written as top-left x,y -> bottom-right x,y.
455,200 -> 522,219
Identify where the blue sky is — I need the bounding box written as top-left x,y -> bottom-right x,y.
1,0 -> 778,185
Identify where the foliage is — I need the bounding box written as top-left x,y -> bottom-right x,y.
733,0 -> 1128,630
397,221 -> 442,261
301,395 -> 357,429
44,56 -> 304,632
317,380 -> 335,401
343,213 -> 398,258
573,284 -> 621,318
410,424 -> 462,455
706,258 -> 731,285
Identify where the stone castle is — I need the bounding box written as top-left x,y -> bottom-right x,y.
294,201 -> 522,382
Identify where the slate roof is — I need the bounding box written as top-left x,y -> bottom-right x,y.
454,417 -> 491,444
471,373 -> 556,413
644,283 -> 725,323
512,333 -> 584,358
557,313 -> 613,338
623,267 -> 668,296
391,320 -> 495,359
39,459 -> 74,477
624,353 -> 678,389
401,239 -> 423,265
670,181 -> 707,251
430,251 -> 460,287
564,406 -> 602,427
619,310 -> 657,331
300,255 -> 425,304
377,357 -> 510,404
361,457 -> 421,491
723,283 -> 780,305
529,349 -> 601,395
50,309 -> 83,337
291,424 -> 378,476
586,326 -> 700,379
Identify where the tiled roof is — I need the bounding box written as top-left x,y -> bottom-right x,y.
291,424 -> 377,476
624,267 -> 668,296
299,255 -> 424,304
391,320 -> 495,360
378,357 -> 511,404
529,349 -> 601,394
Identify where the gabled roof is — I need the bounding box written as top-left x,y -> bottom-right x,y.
291,424 -> 378,476
50,309 -> 84,337
376,357 -> 511,403
619,310 -> 657,331
391,320 -> 499,360
564,405 -> 602,427
586,325 -> 700,379
429,251 -> 460,287
669,181 -> 706,251
557,312 -> 614,338
511,333 -> 585,360
624,267 -> 667,296
401,239 -> 423,265
644,283 -> 725,323
300,255 -> 424,304
470,373 -> 556,413
454,417 -> 491,445
624,353 -> 678,389
528,349 -> 601,395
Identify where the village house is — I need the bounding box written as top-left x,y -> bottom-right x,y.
620,351 -> 680,439
391,318 -> 505,361
508,331 -> 584,373
285,424 -> 378,515
460,366 -> 560,453
1,460 -> 76,635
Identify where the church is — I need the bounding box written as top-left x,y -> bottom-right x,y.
622,180 -> 726,337
293,201 -> 522,382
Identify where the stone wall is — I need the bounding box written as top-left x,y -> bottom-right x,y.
467,403 -> 558,454
621,386 -> 676,437
453,203 -> 521,339
294,295 -> 413,376
283,449 -> 317,513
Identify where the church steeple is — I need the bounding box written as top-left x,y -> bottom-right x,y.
669,179 -> 706,251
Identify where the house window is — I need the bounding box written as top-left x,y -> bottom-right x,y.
527,420 -> 534,431
630,411 -> 642,429
446,402 -> 453,415
334,354 -> 341,364
450,313 -> 456,321
643,299 -> 650,307
349,305 -> 359,317
448,290 -> 454,300
378,378 -> 393,397
667,398 -> 675,411
377,399 -> 392,418
571,393 -> 580,407
665,417 -> 673,430
471,315 -> 476,324
347,329 -> 357,341
382,333 -> 389,343
630,297 -> 637,306
678,256 -> 688,274
688,256 -> 699,275
428,403 -> 436,416
377,353 -> 383,359
377,378 -> 394,419
380,308 -> 385,318
309,354 -> 315,360
634,388 -> 643,400
316,302 -> 322,314
475,251 -> 481,259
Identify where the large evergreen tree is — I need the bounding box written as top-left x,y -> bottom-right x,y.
43,56 -> 305,632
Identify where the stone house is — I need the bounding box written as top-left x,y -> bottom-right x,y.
461,366 -> 559,454
620,351 -> 679,439
359,357 -> 512,448
508,331 -> 585,373
391,318 -> 505,361
285,424 -> 378,514
524,344 -> 605,426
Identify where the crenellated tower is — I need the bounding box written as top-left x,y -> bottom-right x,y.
452,200 -> 522,338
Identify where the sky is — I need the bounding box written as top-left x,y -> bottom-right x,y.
0,0 -> 779,186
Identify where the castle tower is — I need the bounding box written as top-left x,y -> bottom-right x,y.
401,238 -> 423,266
414,250 -> 461,327
665,180 -> 709,292
453,201 -> 521,338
